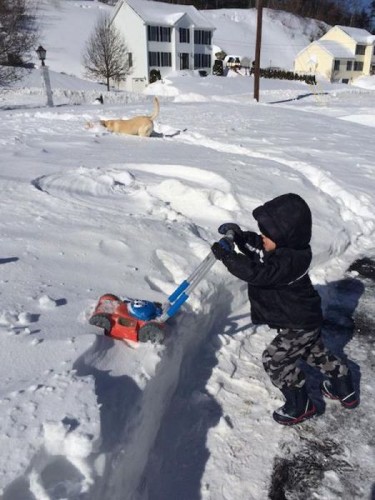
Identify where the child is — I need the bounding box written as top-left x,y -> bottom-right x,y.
211,193 -> 359,426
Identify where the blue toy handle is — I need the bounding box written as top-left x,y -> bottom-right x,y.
166,293 -> 189,318
157,231 -> 234,322
168,280 -> 189,303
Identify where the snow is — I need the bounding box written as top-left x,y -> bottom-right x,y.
338,25 -> 375,44
316,40 -> 355,58
125,0 -> 216,29
1,1 -> 375,499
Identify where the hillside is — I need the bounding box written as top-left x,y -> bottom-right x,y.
207,8 -> 328,70
33,0 -> 327,80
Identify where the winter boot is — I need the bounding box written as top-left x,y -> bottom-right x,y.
273,385 -> 318,426
321,372 -> 359,409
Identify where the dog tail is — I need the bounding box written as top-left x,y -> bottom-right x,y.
149,96 -> 160,121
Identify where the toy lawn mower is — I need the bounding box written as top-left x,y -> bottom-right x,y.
89,231 -> 234,344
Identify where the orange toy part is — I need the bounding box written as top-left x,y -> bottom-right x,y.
90,294 -> 165,343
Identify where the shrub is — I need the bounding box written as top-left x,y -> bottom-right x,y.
149,69 -> 161,83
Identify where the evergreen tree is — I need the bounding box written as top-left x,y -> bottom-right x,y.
370,0 -> 375,32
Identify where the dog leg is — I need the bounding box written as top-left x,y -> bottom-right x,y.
138,124 -> 154,137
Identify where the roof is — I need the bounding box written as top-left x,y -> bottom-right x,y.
336,25 -> 375,44
115,0 -> 215,29
315,40 -> 355,58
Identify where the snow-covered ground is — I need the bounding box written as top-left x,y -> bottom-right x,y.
1,2 -> 375,499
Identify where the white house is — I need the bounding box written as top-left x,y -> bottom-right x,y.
294,25 -> 375,83
111,0 -> 216,92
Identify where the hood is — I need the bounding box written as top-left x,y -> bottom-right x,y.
253,193 -> 312,249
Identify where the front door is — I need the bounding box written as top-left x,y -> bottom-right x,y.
180,53 -> 189,70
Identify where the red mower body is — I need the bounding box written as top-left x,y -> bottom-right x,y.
89,294 -> 165,343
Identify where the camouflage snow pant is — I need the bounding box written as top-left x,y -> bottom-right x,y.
262,327 -> 349,390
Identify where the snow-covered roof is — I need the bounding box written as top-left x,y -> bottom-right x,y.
315,40 -> 355,59
336,25 -> 375,44
118,0 -> 215,29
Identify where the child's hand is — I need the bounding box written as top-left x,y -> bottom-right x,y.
211,238 -> 234,260
218,223 -> 242,237
218,223 -> 244,248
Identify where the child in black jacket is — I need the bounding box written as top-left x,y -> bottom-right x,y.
212,193 -> 359,425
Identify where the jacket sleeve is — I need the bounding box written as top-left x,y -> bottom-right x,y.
220,249 -> 305,288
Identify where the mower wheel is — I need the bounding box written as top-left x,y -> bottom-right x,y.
89,314 -> 111,335
138,323 -> 165,344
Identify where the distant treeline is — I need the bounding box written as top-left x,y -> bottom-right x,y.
99,0 -> 373,33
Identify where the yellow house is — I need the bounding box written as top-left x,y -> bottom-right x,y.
294,25 -> 375,83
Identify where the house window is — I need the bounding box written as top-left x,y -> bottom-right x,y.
346,61 -> 352,71
355,45 -> 366,55
194,53 -> 211,69
148,26 -> 158,41
127,53 -> 133,68
147,26 -> 171,43
194,30 -> 212,45
160,27 -> 171,42
160,52 -> 171,66
354,61 -> 364,71
148,51 -> 172,67
333,60 -> 340,71
179,28 -> 190,44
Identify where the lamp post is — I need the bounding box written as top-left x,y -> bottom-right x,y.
36,45 -> 46,66
36,45 -> 53,107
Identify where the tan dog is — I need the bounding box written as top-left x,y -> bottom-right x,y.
99,97 -> 159,137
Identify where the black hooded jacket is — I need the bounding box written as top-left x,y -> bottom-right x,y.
220,193 -> 323,330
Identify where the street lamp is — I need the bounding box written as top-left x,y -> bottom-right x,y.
36,45 -> 46,67
36,44 -> 53,107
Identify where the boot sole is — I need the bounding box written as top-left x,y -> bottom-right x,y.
322,384 -> 359,409
273,406 -> 318,426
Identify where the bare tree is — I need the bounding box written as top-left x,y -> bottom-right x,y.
0,0 -> 38,87
82,13 -> 131,91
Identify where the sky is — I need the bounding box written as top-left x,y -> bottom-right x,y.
0,1 -> 375,499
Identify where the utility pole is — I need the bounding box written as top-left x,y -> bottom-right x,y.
254,0 -> 263,102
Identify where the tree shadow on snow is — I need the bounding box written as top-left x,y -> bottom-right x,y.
268,92 -> 329,105
0,257 -> 19,265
